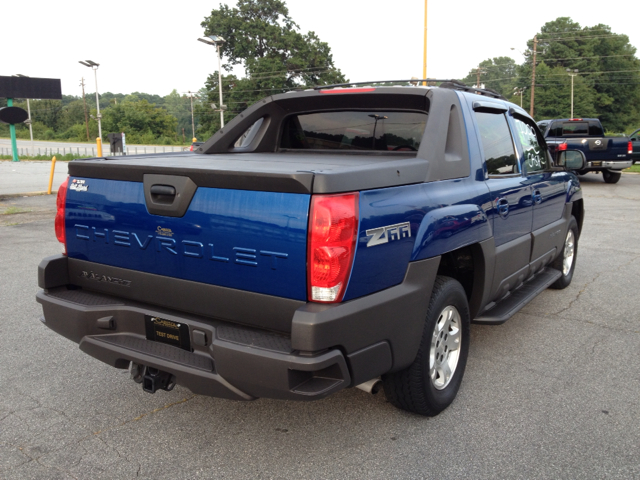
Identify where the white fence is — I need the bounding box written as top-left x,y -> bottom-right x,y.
0,145 -> 187,158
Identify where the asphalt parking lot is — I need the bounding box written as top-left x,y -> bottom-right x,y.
1,173 -> 639,479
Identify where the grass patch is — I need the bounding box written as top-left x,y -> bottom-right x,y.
0,153 -> 83,161
1,206 -> 31,215
624,164 -> 640,173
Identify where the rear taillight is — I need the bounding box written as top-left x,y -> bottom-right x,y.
308,193 -> 359,303
190,145 -> 194,151
629,141 -> 633,155
558,143 -> 568,151
55,178 -> 69,254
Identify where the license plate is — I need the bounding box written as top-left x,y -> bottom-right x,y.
145,315 -> 191,351
592,161 -> 602,166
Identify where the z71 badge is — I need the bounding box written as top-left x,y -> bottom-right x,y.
366,222 -> 411,247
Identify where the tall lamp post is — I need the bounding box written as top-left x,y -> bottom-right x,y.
188,90 -> 196,141
513,87 -> 526,107
198,35 -> 227,128
368,114 -> 387,149
79,60 -> 102,140
566,69 -> 579,118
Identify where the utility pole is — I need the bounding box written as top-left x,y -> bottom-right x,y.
80,78 -> 90,141
566,69 -> 579,118
188,90 -> 196,141
474,67 -> 487,88
529,34 -> 538,117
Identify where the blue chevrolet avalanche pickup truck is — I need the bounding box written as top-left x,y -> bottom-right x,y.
37,80 -> 586,416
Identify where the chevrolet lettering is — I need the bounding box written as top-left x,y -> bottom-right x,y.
38,79 -> 584,417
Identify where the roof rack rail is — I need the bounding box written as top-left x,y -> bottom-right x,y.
313,79 -> 506,100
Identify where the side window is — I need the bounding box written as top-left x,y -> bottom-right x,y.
513,118 -> 549,173
234,117 -> 265,148
475,112 -> 518,175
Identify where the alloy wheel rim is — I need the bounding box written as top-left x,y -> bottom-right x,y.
563,230 -> 575,276
429,305 -> 462,390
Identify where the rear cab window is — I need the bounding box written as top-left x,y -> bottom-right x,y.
550,120 -> 604,137
279,111 -> 427,152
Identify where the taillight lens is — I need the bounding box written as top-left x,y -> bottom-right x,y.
55,178 -> 69,254
629,141 -> 633,155
558,143 -> 568,151
308,193 -> 359,303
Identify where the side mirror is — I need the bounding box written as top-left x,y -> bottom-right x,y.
557,150 -> 586,171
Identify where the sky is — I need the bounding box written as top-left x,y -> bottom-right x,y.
3,0 -> 639,99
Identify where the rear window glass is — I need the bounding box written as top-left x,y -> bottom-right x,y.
280,111 -> 427,151
561,122 -> 589,135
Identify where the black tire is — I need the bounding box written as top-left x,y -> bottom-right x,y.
550,216 -> 579,290
382,276 -> 470,416
602,170 -> 621,184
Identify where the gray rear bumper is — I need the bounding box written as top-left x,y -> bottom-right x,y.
37,255 -> 438,401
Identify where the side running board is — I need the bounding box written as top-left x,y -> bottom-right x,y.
473,268 -> 562,325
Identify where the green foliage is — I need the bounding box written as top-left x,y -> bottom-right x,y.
198,0 -> 346,136
530,63 -> 597,119
101,95 -> 179,144
462,57 -> 517,98
164,89 -> 196,141
516,17 -> 640,130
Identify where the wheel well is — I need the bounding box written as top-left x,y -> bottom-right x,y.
436,246 -> 475,301
571,199 -> 584,235
436,243 -> 489,319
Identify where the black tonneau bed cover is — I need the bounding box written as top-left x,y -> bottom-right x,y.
68,151 -> 428,194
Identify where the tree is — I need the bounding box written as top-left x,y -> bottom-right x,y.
518,17 -> 640,129
164,89 -> 194,142
528,63 -> 597,119
462,57 -> 517,98
101,95 -> 178,144
198,0 -> 346,136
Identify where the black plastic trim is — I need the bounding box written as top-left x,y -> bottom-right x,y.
40,256 -> 304,333
143,174 -> 197,217
38,254 -> 69,289
291,257 -> 440,372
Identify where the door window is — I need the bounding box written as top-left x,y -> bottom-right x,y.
475,112 -> 518,175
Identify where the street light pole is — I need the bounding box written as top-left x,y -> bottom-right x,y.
188,91 -> 196,141
79,60 -> 102,141
216,43 -> 224,128
566,69 -> 579,118
368,114 -> 388,150
529,34 -> 538,117
198,35 -> 227,129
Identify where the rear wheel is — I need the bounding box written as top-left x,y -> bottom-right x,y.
383,276 -> 470,416
602,170 -> 621,184
550,217 -> 578,289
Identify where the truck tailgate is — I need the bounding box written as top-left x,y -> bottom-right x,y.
65,177 -> 310,301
